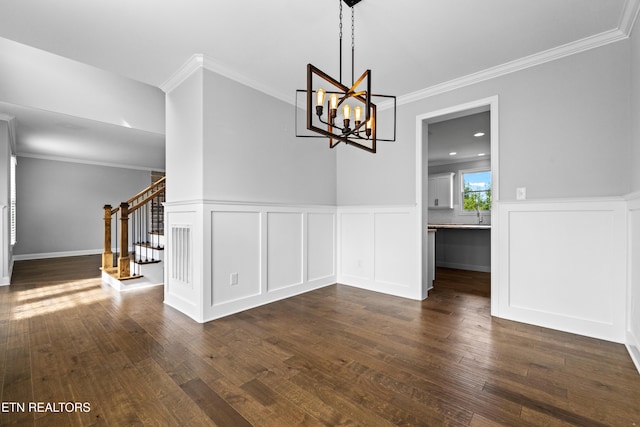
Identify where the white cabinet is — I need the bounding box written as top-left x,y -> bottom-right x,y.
428,173 -> 454,209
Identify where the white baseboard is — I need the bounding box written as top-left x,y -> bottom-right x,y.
626,331 -> 640,375
13,248 -> 103,261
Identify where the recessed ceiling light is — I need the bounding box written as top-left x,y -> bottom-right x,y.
477,153 -> 486,156
474,132 -> 485,137
449,152 -> 457,156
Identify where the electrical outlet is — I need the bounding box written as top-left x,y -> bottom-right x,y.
230,272 -> 238,286
516,187 -> 526,201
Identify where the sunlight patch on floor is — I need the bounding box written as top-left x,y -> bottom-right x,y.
11,279 -> 110,320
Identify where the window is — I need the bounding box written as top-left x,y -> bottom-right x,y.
10,156 -> 16,245
461,169 -> 491,212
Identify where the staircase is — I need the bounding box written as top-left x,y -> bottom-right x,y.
100,176 -> 166,291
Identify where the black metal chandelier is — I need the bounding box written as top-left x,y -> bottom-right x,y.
296,0 -> 396,153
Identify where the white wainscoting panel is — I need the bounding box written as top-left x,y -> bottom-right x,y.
163,202 -> 337,323
374,212 -> 415,289
497,199 -> 627,343
338,206 -> 421,300
164,209 -> 202,321
267,212 -> 303,291
211,211 -> 261,305
338,212 -> 374,280
307,212 -> 335,282
627,193 -> 640,373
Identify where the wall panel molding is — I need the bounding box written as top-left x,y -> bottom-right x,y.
337,205 -> 421,300
164,201 -> 336,322
497,199 -> 627,343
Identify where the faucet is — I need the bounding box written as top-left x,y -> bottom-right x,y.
476,203 -> 484,224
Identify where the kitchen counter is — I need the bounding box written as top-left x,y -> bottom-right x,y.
428,223 -> 491,230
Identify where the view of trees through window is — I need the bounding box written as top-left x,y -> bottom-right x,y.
462,170 -> 491,211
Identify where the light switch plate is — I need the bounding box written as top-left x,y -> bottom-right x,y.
516,187 -> 526,200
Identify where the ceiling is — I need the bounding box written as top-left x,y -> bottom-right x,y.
0,0 -> 636,168
428,110 -> 490,166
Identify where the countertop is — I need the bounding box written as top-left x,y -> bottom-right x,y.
428,223 -> 491,230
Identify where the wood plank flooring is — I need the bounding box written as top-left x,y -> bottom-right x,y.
1,256 -> 639,426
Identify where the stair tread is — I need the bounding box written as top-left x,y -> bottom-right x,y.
134,259 -> 162,265
134,242 -> 165,250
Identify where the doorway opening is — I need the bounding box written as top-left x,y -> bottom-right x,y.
416,96 -> 499,313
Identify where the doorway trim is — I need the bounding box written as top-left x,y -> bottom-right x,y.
415,95 -> 500,314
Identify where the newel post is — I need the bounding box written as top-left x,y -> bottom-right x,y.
102,205 -> 113,270
118,202 -> 131,278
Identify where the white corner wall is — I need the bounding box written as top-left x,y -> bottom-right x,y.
628,6 -> 640,373
627,193 -> 640,371
163,59 -> 338,322
164,202 -> 336,323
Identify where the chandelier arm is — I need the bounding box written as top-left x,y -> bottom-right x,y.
316,114 -> 370,140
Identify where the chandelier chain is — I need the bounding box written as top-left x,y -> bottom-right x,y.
339,0 -> 343,41
351,7 -> 355,50
339,0 -> 343,83
351,6 -> 355,85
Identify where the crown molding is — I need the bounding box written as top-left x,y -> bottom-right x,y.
162,0 -> 640,109
396,28 -> 628,107
620,0 -> 640,35
160,54 -> 204,93
17,152 -> 164,172
161,54 -> 293,105
0,114 -> 17,153
0,113 -> 15,122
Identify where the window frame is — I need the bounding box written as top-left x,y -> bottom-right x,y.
458,167 -> 491,216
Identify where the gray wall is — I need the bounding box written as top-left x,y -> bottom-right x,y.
337,39 -> 632,205
633,22 -> 640,192
0,122 -> 9,206
202,69 -> 336,205
14,157 -> 151,256
165,68 -> 204,203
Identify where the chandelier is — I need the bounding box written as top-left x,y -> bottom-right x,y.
296,0 -> 396,153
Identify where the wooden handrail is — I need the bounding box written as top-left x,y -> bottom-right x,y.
127,176 -> 166,205
108,177 -> 165,216
129,187 -> 165,214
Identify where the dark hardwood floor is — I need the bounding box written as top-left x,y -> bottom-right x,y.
1,256 -> 639,426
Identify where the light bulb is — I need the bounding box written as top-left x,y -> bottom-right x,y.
316,88 -> 325,107
354,106 -> 362,122
329,94 -> 338,110
343,104 -> 351,119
